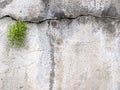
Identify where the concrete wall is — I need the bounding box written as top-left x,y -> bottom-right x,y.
0,0 -> 120,90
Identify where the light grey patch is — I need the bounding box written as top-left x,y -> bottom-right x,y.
68,7 -> 88,18
80,7 -> 88,15
76,16 -> 89,24
41,0 -> 49,18
117,38 -> 120,52
24,15 -> 44,22
76,16 -> 95,24
65,19 -> 73,28
102,5 -> 118,17
73,42 -> 82,55
42,0 -> 50,11
42,0 -> 49,6
117,82 -> 120,90
30,16 -> 44,22
0,0 -> 13,8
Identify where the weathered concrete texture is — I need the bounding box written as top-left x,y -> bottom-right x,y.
0,0 -> 120,21
0,0 -> 120,90
49,17 -> 120,90
0,18 -> 52,90
0,0 -> 46,21
0,16 -> 120,90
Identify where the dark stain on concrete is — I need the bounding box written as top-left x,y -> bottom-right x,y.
102,5 -> 118,17
56,38 -> 63,45
54,11 -> 66,19
51,21 -> 57,28
19,86 -> 23,89
103,22 -> 116,36
0,0 -> 13,8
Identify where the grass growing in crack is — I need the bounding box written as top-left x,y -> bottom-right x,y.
7,20 -> 27,47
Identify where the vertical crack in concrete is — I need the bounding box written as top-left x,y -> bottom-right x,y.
47,21 -> 55,90
49,44 -> 55,90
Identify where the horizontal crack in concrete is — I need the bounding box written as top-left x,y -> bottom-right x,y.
0,14 -> 120,24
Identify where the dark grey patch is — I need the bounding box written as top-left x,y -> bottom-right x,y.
0,0 -> 13,8
56,38 -> 63,45
51,21 -> 57,28
20,11 -> 22,13
69,15 -> 73,18
94,17 -> 103,24
54,11 -> 66,19
103,23 -> 116,36
100,18 -> 112,24
50,20 -> 62,29
19,86 -> 23,89
102,5 -> 118,17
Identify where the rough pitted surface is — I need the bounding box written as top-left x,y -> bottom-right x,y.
0,0 -> 120,90
0,0 -> 120,21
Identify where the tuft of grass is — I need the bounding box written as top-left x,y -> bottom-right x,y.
7,20 -> 27,47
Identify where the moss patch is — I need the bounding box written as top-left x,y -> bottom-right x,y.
7,20 -> 27,47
